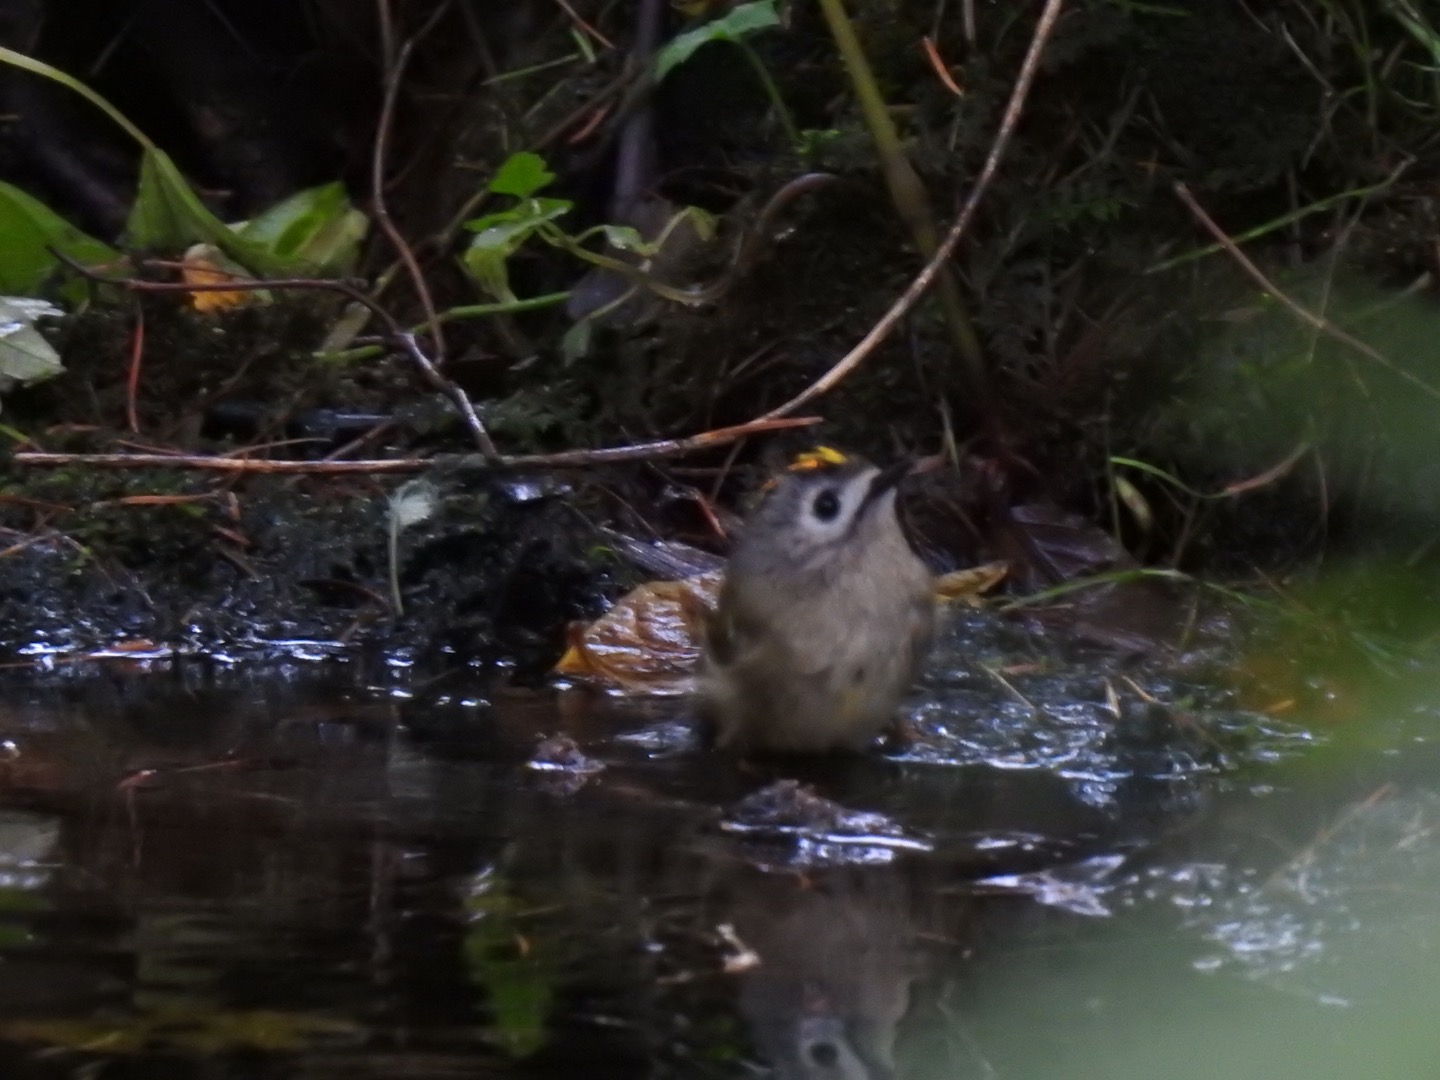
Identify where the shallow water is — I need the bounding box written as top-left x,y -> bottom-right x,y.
1,610 -> 1438,1079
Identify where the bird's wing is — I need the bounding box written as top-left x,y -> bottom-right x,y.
702,598 -> 771,671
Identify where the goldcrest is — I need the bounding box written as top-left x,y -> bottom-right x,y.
698,448 -> 935,753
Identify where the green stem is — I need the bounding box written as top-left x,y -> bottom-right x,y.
543,226 -> 715,305
0,46 -> 155,151
442,291 -> 573,321
1146,164 -> 1409,274
813,0 -> 986,392
735,40 -> 802,147
318,292 -> 574,362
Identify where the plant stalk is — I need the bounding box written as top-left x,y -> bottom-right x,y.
814,0 -> 987,406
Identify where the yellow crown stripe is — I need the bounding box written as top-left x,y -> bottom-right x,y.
788,445 -> 849,472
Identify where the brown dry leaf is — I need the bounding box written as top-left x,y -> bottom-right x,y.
554,570 -> 722,692
936,561 -> 1007,604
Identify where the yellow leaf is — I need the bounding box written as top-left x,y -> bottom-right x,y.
181,243 -> 256,313
935,561 -> 1008,605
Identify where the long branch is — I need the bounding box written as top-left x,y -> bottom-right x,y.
758,0 -> 1067,421
12,416 -> 820,473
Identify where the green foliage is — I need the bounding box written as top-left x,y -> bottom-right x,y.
488,150 -> 557,198
1042,183 -> 1136,228
461,885 -> 558,1059
0,46 -> 367,283
1153,265 -> 1440,535
0,184 -> 118,297
463,151 -> 715,320
653,0 -> 781,81
0,156 -> 367,297
466,218 -> 573,303
126,148 -> 237,254
1389,0 -> 1440,64
0,297 -> 65,407
234,182 -> 369,275
128,152 -> 367,276
1284,0 -> 1440,155
464,151 -> 575,301
794,127 -> 845,162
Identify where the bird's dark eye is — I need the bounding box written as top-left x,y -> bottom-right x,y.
807,1042 -> 840,1069
812,488 -> 841,522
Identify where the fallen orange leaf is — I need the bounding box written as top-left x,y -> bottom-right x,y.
554,571 -> 721,692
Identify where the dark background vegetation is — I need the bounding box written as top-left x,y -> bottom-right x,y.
3,0 -> 1440,663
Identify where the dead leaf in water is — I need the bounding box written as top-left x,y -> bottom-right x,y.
935,561 -> 1008,604
554,570 -> 721,692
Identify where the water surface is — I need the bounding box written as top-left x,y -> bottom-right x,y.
1,611 -> 1437,1078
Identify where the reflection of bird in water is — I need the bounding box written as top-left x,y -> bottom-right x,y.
728,866 -> 920,1079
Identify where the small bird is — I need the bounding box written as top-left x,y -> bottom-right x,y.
699,448 -> 936,754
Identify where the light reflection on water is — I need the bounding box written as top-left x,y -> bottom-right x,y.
0,617 -> 1435,1080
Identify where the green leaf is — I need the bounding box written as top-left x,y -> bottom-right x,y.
125,149 -> 299,276
464,205 -> 527,233
464,219 -> 538,302
598,224 -> 648,253
530,196 -> 574,220
240,182 -> 348,253
0,296 -> 65,403
237,182 -> 369,275
125,147 -> 234,253
560,317 -> 593,363
484,963 -> 552,1058
464,200 -> 572,235
462,198 -> 572,302
0,183 -> 119,296
296,206 -> 369,275
0,52 -> 231,273
654,0 -> 781,81
489,152 -> 556,198
0,51 -> 366,278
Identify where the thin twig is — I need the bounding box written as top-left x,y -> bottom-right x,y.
922,35 -> 964,97
552,0 -> 615,50
126,303 -> 144,433
1173,181 -> 1440,404
495,416 -> 820,467
758,0 -> 1066,421
370,2 -> 461,390
13,417 -> 821,474
12,454 -> 431,474
376,0 -> 395,68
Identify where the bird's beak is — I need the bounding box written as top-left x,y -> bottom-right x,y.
859,459 -> 913,516
870,458 -> 913,494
